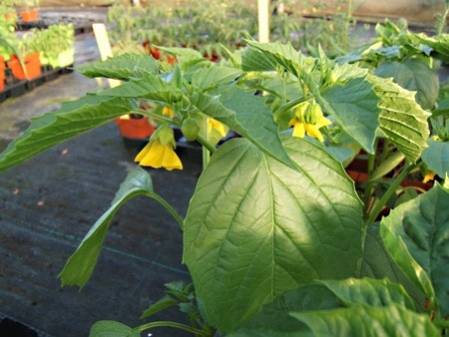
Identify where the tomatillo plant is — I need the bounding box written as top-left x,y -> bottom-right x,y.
1,36 -> 449,337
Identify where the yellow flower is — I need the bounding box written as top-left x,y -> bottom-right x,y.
422,171 -> 436,183
207,118 -> 227,138
162,106 -> 175,118
134,126 -> 183,171
289,102 -> 331,143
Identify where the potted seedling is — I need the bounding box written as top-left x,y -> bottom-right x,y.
0,22 -> 16,92
18,0 -> 40,23
0,0 -> 17,27
34,24 -> 75,69
7,30 -> 41,80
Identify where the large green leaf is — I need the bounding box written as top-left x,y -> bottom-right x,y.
60,167 -> 181,287
292,304 -> 440,337
183,137 -> 363,332
322,77 -> 379,153
89,321 -> 139,337
78,54 -> 159,81
381,184 -> 449,314
422,139 -> 449,178
190,86 -> 296,169
375,58 -> 439,110
97,74 -> 182,103
361,224 -> 424,306
191,66 -> 242,91
318,278 -> 415,310
368,75 -> 430,163
228,285 -> 339,337
241,41 -> 304,75
0,95 -> 134,172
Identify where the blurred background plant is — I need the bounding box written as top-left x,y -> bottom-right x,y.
106,0 -> 356,58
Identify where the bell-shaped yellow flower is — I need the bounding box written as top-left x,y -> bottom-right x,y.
207,118 -> 227,138
289,101 -> 331,143
422,171 -> 436,183
134,126 -> 183,171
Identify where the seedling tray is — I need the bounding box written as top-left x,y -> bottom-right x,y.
0,66 -> 73,102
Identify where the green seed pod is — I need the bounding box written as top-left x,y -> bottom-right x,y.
181,118 -> 200,141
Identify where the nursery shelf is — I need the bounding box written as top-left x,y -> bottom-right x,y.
16,20 -> 93,36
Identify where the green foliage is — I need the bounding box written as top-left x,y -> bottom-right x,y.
293,304 -> 440,337
375,58 -> 439,110
0,19 -> 446,336
184,137 -> 363,332
79,53 -> 159,80
59,167 -> 182,287
0,95 -> 134,172
422,140 -> 449,178
89,321 -> 139,337
381,184 -> 449,315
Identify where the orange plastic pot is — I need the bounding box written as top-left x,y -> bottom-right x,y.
19,8 -> 39,22
7,52 -> 42,80
115,116 -> 156,140
0,57 -> 5,92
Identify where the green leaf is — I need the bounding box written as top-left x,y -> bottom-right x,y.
98,75 -> 181,103
156,46 -> 204,63
422,139 -> 449,178
89,321 -> 139,337
191,66 -> 242,91
190,86 -> 296,169
368,75 -> 430,163
292,304 -> 440,337
375,58 -> 439,110
241,46 -> 277,72
183,137 -> 363,332
140,295 -> 178,319
242,41 -> 303,74
78,54 -> 159,81
369,151 -> 405,182
0,95 -> 134,172
381,184 -> 449,314
59,167 -> 181,287
317,278 -> 415,310
417,34 -> 449,63
322,77 -> 379,153
361,224 -> 424,305
228,284 -> 340,337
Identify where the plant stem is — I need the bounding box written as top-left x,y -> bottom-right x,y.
363,152 -> 376,214
146,193 -> 184,229
201,146 -> 211,171
135,321 -> 207,336
366,163 -> 413,225
197,135 -> 216,154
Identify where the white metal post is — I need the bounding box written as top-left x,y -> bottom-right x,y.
258,0 -> 270,43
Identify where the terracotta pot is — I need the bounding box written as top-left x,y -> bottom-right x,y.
19,8 -> 39,22
7,52 -> 42,80
115,116 -> 156,140
0,56 -> 5,92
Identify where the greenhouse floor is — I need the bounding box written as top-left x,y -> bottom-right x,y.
0,37 -> 198,337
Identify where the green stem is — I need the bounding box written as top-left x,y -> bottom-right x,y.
363,153 -> 376,215
146,193 -> 184,229
366,163 -> 413,225
201,146 -> 211,171
135,321 -> 206,336
197,135 -> 216,154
